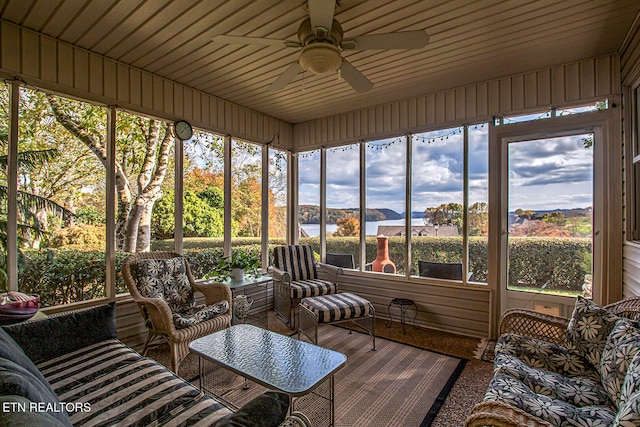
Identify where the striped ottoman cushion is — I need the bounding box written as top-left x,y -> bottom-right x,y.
39,339 -> 232,426
301,293 -> 373,323
290,279 -> 338,299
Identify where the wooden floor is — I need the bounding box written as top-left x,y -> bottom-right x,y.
147,310 -> 494,427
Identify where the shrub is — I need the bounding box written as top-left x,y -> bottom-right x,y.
18,236 -> 590,307
19,249 -> 130,307
303,236 -> 589,291
46,224 -> 106,250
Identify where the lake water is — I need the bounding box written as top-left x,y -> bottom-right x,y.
301,218 -> 426,237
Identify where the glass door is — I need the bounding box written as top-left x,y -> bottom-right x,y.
505,132 -> 594,316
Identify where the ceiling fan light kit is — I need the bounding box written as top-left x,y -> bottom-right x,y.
299,43 -> 342,74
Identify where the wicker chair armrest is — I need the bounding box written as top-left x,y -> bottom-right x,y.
499,308 -> 569,346
270,266 -> 291,284
605,296 -> 640,321
465,401 -> 555,427
278,412 -> 313,427
192,281 -> 232,306
132,296 -> 176,335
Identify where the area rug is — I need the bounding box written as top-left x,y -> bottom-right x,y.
160,325 -> 466,427
473,338 -> 495,363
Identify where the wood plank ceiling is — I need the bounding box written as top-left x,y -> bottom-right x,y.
1,0 -> 638,124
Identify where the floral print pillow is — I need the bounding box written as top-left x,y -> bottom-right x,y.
600,319 -> 640,408
567,296 -> 620,368
615,391 -> 640,427
133,258 -> 196,312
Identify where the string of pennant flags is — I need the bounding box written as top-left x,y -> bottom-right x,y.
298,123 -> 488,158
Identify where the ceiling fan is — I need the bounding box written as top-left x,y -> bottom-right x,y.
212,0 -> 429,93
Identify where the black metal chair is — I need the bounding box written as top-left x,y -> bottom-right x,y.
418,260 -> 473,280
325,253 -> 355,269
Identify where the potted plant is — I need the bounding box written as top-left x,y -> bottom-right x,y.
205,248 -> 260,281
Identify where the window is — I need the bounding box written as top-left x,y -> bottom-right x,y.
16,88 -> 108,306
296,125 -> 489,282
468,124 -> 489,283
411,128 -> 464,279
268,148 -> 288,242
298,150 -> 320,255
326,144 -> 360,268
181,129 -> 226,278
115,111 -> 175,258
231,139 -> 262,242
630,87 -> 640,241
365,138 -> 406,275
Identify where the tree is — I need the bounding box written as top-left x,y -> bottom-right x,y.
0,145 -> 70,249
47,95 -> 173,252
424,203 -> 463,227
151,189 -> 227,238
514,208 -> 536,220
468,202 -> 488,236
542,211 -> 566,226
334,217 -> 360,237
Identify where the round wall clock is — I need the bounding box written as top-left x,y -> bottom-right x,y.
174,120 -> 193,140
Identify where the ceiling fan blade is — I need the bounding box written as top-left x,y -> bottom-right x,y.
308,0 -> 336,36
213,35 -> 299,48
344,30 -> 429,50
339,59 -> 373,93
269,62 -> 303,91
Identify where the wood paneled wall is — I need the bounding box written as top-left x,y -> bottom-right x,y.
293,55 -> 618,150
0,20 -> 293,150
318,270 -> 492,338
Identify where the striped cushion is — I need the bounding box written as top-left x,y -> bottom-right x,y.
290,279 -> 337,299
39,339 -> 232,426
301,293 -> 374,323
274,245 -> 317,281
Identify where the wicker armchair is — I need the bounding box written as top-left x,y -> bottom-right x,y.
465,297 -> 640,427
122,251 -> 232,374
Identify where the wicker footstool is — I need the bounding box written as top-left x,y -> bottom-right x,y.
298,293 -> 376,350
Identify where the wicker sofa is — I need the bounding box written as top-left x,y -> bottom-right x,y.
0,303 -> 298,426
466,296 -> 640,427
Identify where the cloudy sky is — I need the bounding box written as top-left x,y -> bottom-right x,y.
299,125 -> 593,214
508,134 -> 593,211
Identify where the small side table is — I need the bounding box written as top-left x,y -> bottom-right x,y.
205,274 -> 272,327
386,298 -> 418,334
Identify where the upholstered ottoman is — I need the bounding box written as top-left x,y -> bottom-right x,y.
298,293 -> 376,350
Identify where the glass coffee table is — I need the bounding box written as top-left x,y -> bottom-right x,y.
189,324 -> 346,427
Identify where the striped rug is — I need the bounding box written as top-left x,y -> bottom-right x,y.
192,325 -> 466,427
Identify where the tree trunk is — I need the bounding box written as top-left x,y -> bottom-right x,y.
47,95 -> 171,254
136,201 -> 156,252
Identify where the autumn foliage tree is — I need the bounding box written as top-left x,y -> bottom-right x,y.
334,217 -> 360,237
509,220 -> 571,237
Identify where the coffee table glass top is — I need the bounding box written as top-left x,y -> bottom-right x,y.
189,324 -> 346,396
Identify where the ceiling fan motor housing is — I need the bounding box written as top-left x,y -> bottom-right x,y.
297,17 -> 343,45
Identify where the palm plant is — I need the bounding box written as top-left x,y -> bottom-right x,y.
0,133 -> 71,288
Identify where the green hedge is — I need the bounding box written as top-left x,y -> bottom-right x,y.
19,250 -> 131,307
19,236 -> 590,307
302,236 -> 590,290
